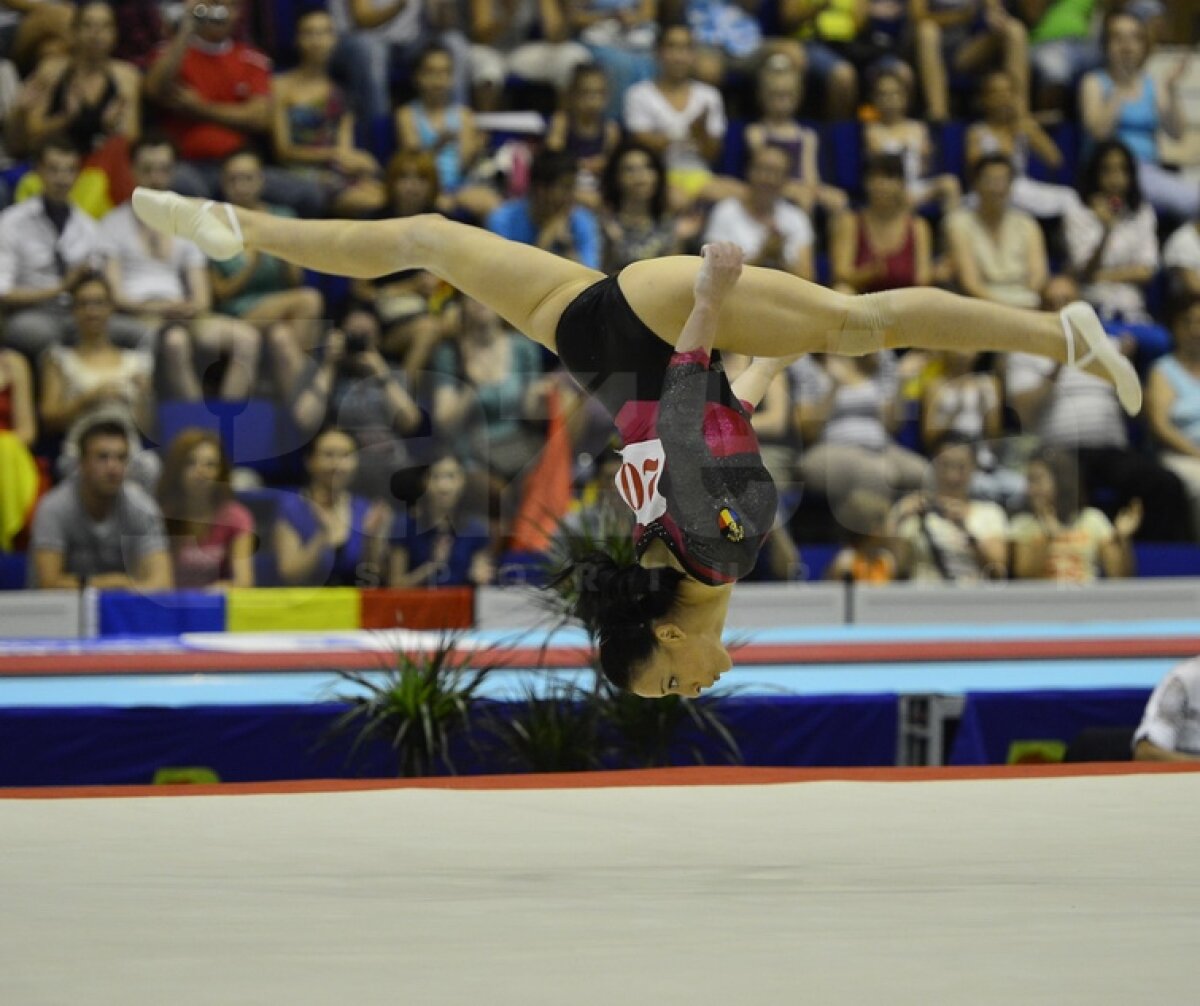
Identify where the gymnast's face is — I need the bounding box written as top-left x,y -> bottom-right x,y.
630,624 -> 733,699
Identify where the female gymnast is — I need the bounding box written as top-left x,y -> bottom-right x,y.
130,188 -> 1141,699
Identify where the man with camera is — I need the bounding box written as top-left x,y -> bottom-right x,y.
291,302 -> 427,502
145,0 -> 324,218
886,432 -> 1011,582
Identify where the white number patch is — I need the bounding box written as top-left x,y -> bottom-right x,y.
614,439 -> 668,524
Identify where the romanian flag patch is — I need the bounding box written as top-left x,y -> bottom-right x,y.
718,507 -> 744,542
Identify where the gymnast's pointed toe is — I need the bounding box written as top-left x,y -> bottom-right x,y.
131,187 -> 244,262
1061,300 -> 1143,416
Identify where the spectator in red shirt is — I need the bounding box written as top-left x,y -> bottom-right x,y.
110,0 -> 254,70
144,0 -> 324,217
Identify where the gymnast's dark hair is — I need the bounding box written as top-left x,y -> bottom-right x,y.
553,551 -> 686,690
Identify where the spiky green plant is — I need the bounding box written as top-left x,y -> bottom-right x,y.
536,502 -> 635,625
595,678 -> 743,768
326,634 -> 490,777
475,678 -> 602,773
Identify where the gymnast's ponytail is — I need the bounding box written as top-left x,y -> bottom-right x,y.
553,551 -> 686,690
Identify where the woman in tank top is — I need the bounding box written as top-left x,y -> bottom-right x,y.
966,70 -> 1079,219
863,67 -> 959,214
545,63 -> 622,209
396,44 -> 480,195
831,153 -> 929,295
395,43 -> 500,220
1079,10 -> 1198,218
15,1 -> 138,215
743,55 -> 848,216
38,272 -> 159,490
271,9 -> 386,218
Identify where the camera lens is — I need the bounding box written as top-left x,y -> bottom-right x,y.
192,3 -> 230,22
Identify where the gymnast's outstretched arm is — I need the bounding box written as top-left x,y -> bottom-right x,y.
729,356 -> 798,411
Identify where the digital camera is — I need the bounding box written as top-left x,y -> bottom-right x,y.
192,4 -> 230,24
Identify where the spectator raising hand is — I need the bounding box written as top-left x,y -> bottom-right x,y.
703,145 -> 814,280
389,454 -> 493,587
14,1 -> 141,215
887,434 -> 1008,583
146,0 -> 325,217
273,427 -> 391,587
487,150 -> 601,269
1010,449 -> 1138,583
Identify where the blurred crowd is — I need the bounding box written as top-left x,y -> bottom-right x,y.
0,0 -> 1198,591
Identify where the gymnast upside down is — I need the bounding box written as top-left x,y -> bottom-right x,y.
131,188 -> 1142,699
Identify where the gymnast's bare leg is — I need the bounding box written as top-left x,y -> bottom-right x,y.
129,195 -> 1141,412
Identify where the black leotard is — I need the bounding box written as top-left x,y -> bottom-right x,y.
556,274 -> 778,585
49,66 -> 120,154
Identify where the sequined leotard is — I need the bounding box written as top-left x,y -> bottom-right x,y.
555,274 -> 778,585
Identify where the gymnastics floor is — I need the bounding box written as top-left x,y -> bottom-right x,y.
2,765 -> 1198,1005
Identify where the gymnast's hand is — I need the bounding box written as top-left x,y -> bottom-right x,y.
694,242 -> 744,305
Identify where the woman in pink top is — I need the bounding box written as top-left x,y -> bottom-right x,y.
157,428 -> 255,588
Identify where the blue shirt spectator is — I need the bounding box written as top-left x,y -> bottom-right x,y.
272,428 -> 391,587
275,491 -> 379,587
485,150 -> 602,270
388,455 -> 494,587
487,199 -> 602,271
390,510 -> 492,587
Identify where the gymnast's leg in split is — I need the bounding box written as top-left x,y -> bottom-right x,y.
129,194 -> 1142,413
